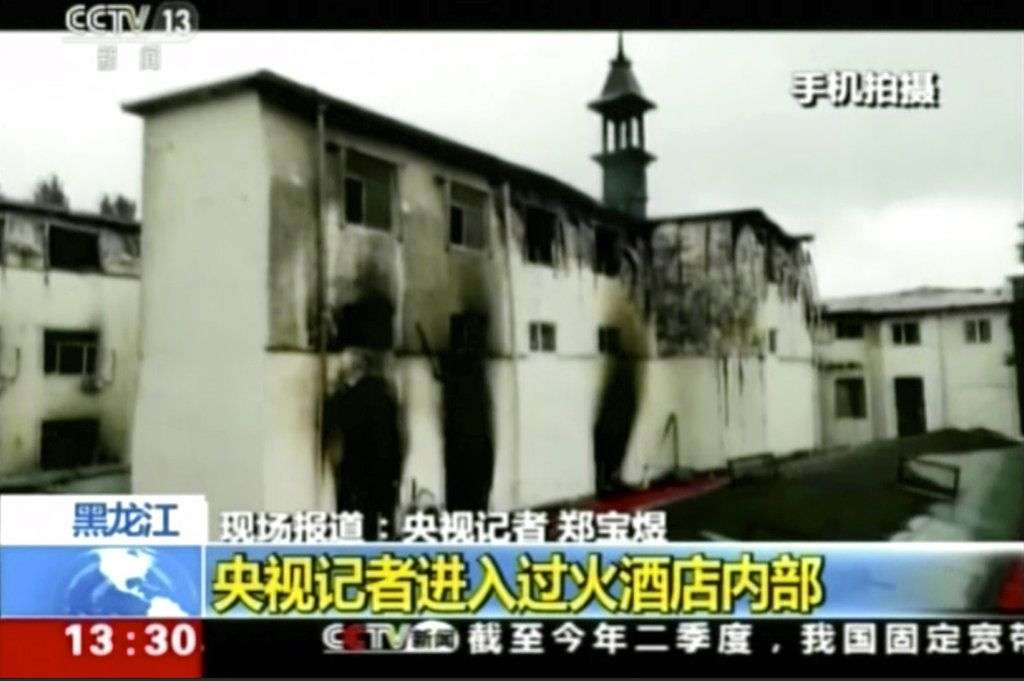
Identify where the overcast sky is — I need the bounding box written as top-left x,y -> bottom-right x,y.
0,31 -> 1021,297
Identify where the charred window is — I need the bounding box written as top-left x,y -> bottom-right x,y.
48,225 -> 101,271
835,377 -> 866,418
529,322 -> 556,352
41,418 -> 100,470
344,177 -> 364,225
525,207 -> 556,265
332,298 -> 394,350
44,330 -> 98,376
594,225 -> 621,276
835,321 -> 864,339
597,326 -> 621,354
449,183 -> 487,250
344,150 -> 394,231
450,312 -> 488,352
892,321 -> 920,345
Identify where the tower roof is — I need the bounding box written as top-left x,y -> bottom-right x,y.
588,33 -> 655,115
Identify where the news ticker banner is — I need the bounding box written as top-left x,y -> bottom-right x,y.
1,494 -> 1023,677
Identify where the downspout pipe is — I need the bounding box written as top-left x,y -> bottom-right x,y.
315,100 -> 329,484
500,182 -> 522,507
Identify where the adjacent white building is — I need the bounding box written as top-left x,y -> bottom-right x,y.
817,286 -> 1020,446
0,199 -> 141,478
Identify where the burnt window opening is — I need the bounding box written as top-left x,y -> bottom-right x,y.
525,207 -> 556,265
528,322 -> 556,352
594,225 -> 621,276
344,176 -> 365,225
41,418 -> 100,470
450,312 -> 488,352
768,328 -> 778,354
965,318 -> 991,344
835,377 -> 867,418
44,330 -> 98,376
835,321 -> 864,339
344,150 -> 394,231
331,298 -> 394,351
892,321 -> 920,345
123,234 -> 141,258
48,225 -> 101,271
598,326 -> 621,355
449,183 -> 487,250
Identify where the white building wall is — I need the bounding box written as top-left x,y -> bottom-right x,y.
130,91 -> 273,524
938,310 -> 1018,436
0,269 -> 139,474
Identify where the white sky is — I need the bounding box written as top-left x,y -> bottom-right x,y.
0,31 -> 1021,297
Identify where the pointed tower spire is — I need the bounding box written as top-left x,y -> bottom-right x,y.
589,33 -> 656,219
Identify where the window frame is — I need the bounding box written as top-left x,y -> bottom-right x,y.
43,329 -> 99,377
524,207 -> 557,266
835,320 -> 865,340
447,181 -> 488,251
343,175 -> 366,227
965,318 -> 991,344
892,321 -> 921,346
340,148 -> 397,233
834,376 -> 867,419
593,225 -> 622,277
529,321 -> 557,352
597,325 -> 621,355
46,224 -> 102,272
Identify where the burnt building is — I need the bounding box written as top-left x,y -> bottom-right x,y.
123,40 -> 820,521
0,199 -> 140,482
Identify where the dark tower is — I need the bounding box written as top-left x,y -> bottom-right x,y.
589,34 -> 656,219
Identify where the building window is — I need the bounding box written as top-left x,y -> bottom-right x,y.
525,207 -> 556,265
965,318 -> 991,344
768,328 -> 778,354
529,322 -> 556,352
450,312 -> 487,352
597,326 -> 620,354
449,183 -> 487,250
48,225 -> 101,271
835,377 -> 867,418
593,225 -> 621,276
892,321 -> 920,345
344,176 -> 364,225
344,150 -> 394,231
44,330 -> 99,376
835,321 -> 864,339
41,418 -> 100,470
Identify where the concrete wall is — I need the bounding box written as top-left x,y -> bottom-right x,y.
818,308 -> 1020,446
0,268 -> 139,474
129,91 -> 273,523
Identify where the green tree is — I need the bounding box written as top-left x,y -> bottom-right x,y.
33,174 -> 69,210
99,193 -> 137,221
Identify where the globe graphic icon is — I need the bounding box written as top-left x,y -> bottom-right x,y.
60,547 -> 198,616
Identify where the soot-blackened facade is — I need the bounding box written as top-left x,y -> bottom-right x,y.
124,40 -> 820,524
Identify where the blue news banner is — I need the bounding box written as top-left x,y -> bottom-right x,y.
1,495 -> 1023,677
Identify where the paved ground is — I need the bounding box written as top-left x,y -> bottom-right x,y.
655,428 -> 1023,541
